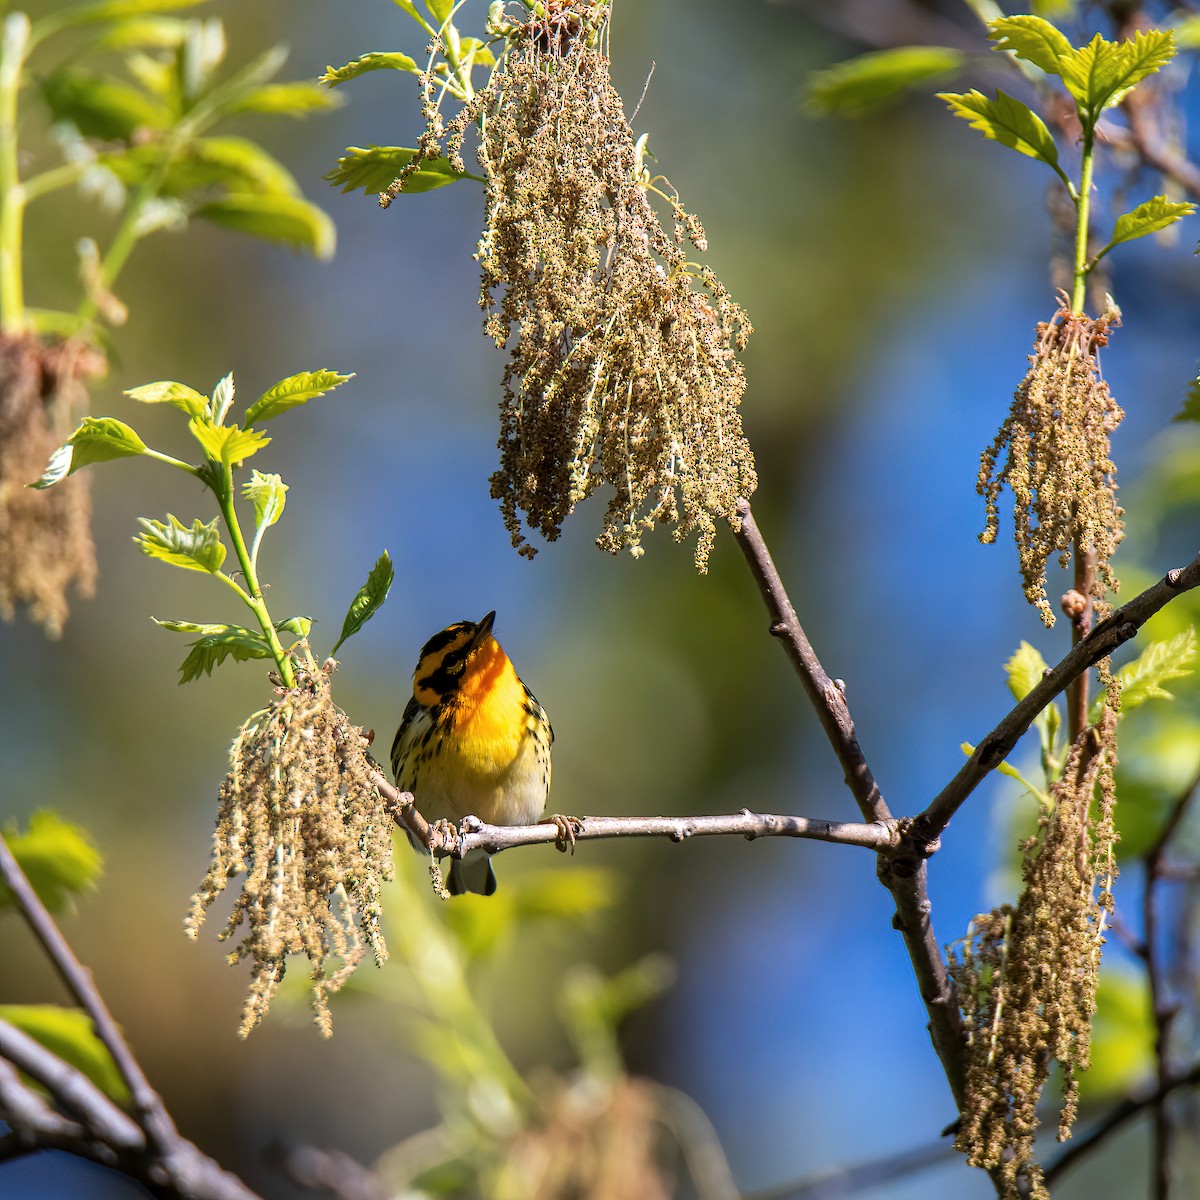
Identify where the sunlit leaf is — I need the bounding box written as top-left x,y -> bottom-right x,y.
321,52 -> 421,87
988,15 -> 1075,78
1114,629 -> 1197,710
330,550 -> 393,656
135,514 -> 226,573
324,145 -> 467,195
1080,967 -> 1153,1101
194,194 -> 335,259
41,70 -> 167,140
89,16 -> 188,51
244,369 -> 354,424
425,0 -> 455,25
152,619 -> 273,682
806,46 -> 964,117
125,379 -> 208,418
224,81 -> 342,116
41,417 -> 147,486
209,372 -> 234,424
1005,641 -> 1050,701
1061,28 -> 1175,117
104,136 -> 301,197
275,615 -> 312,640
39,0 -> 203,27
0,1005 -> 128,1104
0,812 -> 101,914
187,420 -> 270,467
242,469 -> 288,531
939,88 -> 1060,168
1106,196 -> 1195,250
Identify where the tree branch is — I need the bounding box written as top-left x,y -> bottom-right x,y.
369,770 -> 898,854
732,498 -> 890,824
916,553 -> 1200,845
0,832 -> 264,1200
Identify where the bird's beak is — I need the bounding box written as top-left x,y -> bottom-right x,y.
471,610 -> 497,650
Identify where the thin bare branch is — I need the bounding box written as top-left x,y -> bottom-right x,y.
732,498 -> 889,824
0,832 -> 264,1200
370,773 -> 899,853
917,552 -> 1200,844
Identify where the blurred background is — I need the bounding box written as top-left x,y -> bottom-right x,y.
2,0 -> 1199,1197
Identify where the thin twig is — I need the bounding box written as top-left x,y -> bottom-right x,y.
0,831 -> 264,1200
1141,765 -> 1200,1200
1045,1060 -> 1200,1186
732,498 -> 890,824
917,552 -> 1200,845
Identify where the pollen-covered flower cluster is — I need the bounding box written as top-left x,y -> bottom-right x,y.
0,333 -> 100,636
978,299 -> 1123,625
417,1 -> 755,570
185,667 -> 393,1037
949,706 -> 1118,1199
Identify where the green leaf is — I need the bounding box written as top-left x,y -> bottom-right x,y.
243,469 -> 288,531
31,416 -> 147,488
38,0 -> 203,28
425,0 -> 455,25
209,372 -> 234,424
988,15 -> 1076,78
324,145 -> 467,195
1175,374 -> 1200,423
89,16 -> 188,51
104,137 -> 301,198
1061,29 -> 1175,117
1107,196 -> 1195,249
1081,966 -> 1154,1101
1,813 -> 101,914
0,1005 -> 128,1105
187,420 -> 270,467
805,46 -> 965,117
125,379 -> 208,418
330,551 -> 393,656
1115,629 -> 1197,710
193,194 -> 336,260
40,70 -> 167,140
275,615 -> 312,640
244,369 -> 354,424
223,81 -> 343,116
152,620 -> 273,683
1176,16 -> 1200,51
1005,640 -> 1050,701
321,52 -> 421,87
939,88 -> 1060,168
134,514 -> 226,573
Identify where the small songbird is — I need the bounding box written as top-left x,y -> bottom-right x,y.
391,611 -> 553,895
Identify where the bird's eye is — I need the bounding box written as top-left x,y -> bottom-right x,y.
447,659 -> 465,676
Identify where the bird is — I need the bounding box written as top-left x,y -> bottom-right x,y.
390,610 -> 553,895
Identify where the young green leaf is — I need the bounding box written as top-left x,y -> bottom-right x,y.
210,372 -> 235,424
89,15 -> 189,52
106,137 -> 302,198
1104,196 -> 1194,252
225,82 -> 342,117
1005,640 -> 1050,701
36,0 -> 203,32
1061,29 -> 1175,119
0,1005 -> 128,1104
29,416 -> 148,488
40,70 -> 167,140
425,0 -> 455,26
188,420 -> 270,467
126,379 -> 209,417
989,15 -> 1075,78
1113,628 -> 1197,711
0,812 -> 101,914
135,514 -> 227,573
152,619 -> 274,682
325,145 -> 468,195
330,550 -> 394,656
1175,374 -> 1200,423
243,469 -> 288,531
193,194 -> 336,260
805,46 -> 964,117
244,370 -> 354,424
321,52 -> 421,87
938,88 -> 1061,171
275,615 -> 312,640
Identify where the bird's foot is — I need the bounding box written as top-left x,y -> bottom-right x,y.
549,813 -> 584,855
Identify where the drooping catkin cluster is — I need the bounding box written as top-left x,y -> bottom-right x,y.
978,300 -> 1123,626
416,1 -> 755,570
949,705 -> 1119,1200
0,332 -> 100,636
185,667 -> 393,1037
